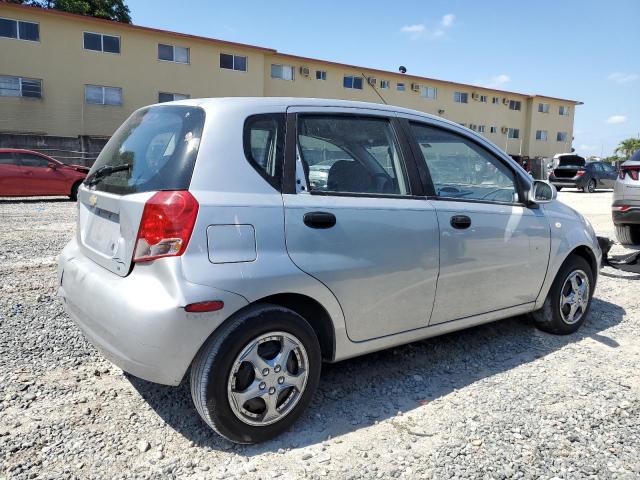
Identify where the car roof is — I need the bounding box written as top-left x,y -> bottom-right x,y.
0,148 -> 53,157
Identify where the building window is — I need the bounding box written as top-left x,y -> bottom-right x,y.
220,53 -> 247,72
454,91 -> 468,103
343,75 -> 363,89
507,128 -> 519,139
316,70 -> 327,80
85,85 -> 122,105
480,95 -> 488,103
158,43 -> 189,64
469,124 -> 477,131
508,100 -> 522,111
0,75 -> 42,98
271,64 -> 295,81
158,92 -> 190,103
380,80 -> 390,89
0,18 -> 39,41
492,96 -> 499,104
490,126 -> 497,133
421,86 -> 437,100
83,32 -> 120,53
559,105 -> 569,116
557,131 -> 568,142
538,103 -> 549,113
478,125 -> 486,133
535,130 -> 548,141
396,83 -> 405,91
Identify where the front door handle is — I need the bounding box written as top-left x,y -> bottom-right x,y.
304,211 -> 336,229
450,215 -> 471,229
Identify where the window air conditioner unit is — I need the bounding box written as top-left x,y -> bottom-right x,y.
411,83 -> 420,92
300,66 -> 310,77
471,92 -> 480,100
367,76 -> 377,86
502,98 -> 509,105
501,126 -> 509,134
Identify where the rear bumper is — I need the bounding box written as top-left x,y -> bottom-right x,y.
612,200 -> 640,226
549,176 -> 582,188
57,238 -> 248,385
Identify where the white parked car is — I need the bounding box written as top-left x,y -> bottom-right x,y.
58,98 -> 601,443
613,150 -> 640,244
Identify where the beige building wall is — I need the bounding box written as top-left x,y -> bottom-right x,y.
0,4 -> 578,158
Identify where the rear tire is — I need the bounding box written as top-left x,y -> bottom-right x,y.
586,179 -> 596,193
190,303 -> 321,444
531,254 -> 594,335
615,225 -> 640,246
555,187 -> 563,192
69,181 -> 81,201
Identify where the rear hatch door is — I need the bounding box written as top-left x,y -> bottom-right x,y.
553,155 -> 585,178
77,104 -> 206,276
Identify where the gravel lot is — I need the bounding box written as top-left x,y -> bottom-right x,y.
1,190 -> 639,479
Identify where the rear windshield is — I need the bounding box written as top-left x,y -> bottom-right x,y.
86,105 -> 205,195
557,155 -> 585,167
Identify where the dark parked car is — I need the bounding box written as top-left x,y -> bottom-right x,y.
0,149 -> 89,200
549,154 -> 617,193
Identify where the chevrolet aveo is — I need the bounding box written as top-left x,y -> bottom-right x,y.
58,98 -> 601,443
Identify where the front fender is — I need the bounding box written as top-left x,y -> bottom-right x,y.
534,201 -> 602,309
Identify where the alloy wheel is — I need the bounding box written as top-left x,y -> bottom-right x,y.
227,331 -> 309,426
559,270 -> 590,324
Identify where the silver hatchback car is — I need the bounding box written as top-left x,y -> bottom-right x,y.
613,150 -> 640,245
58,98 -> 601,443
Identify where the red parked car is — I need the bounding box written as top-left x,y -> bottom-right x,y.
0,149 -> 89,200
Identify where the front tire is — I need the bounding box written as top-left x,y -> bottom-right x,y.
615,225 -> 640,245
190,304 -> 321,444
531,254 -> 594,335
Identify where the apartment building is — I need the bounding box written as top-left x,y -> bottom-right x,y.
0,3 -> 581,160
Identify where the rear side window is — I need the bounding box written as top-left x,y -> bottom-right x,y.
19,153 -> 49,168
87,105 -> 205,195
243,113 -> 285,190
0,152 -> 17,165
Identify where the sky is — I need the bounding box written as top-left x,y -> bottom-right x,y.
128,0 -> 639,158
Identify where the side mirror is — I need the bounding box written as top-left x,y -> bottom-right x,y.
48,162 -> 57,170
528,180 -> 556,205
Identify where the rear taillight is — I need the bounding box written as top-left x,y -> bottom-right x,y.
620,167 -> 640,180
575,170 -> 585,177
612,205 -> 631,212
133,190 -> 199,263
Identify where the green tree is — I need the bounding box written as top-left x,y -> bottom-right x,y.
1,0 -> 131,23
615,138 -> 640,159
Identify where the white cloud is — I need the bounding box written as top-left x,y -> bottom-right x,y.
477,74 -> 511,88
608,72 -> 639,84
441,14 -> 455,27
606,115 -> 627,124
401,13 -> 455,40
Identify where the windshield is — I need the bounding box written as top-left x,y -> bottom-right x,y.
86,105 -> 205,195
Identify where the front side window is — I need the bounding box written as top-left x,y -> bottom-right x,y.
557,131 -> 568,142
87,105 -> 205,194
0,75 -> 42,98
297,115 -> 409,196
18,153 -> 49,168
271,64 -> 295,81
536,130 -> 548,141
508,128 -> 519,139
454,91 -> 468,103
538,102 -> 549,113
83,32 -> 120,53
243,114 -> 285,190
343,75 -> 363,89
410,122 -> 518,204
0,18 -> 39,41
421,86 -> 437,99
85,85 -> 122,105
509,100 -> 522,110
158,43 -> 189,63
158,92 -> 190,103
220,53 -> 247,71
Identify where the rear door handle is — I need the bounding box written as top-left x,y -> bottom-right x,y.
450,215 -> 471,229
304,211 -> 336,229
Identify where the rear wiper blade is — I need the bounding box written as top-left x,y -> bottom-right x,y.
85,163 -> 131,186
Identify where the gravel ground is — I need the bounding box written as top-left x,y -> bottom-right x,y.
1,191 -> 639,479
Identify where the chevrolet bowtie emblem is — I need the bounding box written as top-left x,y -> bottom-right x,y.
88,194 -> 98,207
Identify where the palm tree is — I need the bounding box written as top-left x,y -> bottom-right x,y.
615,138 -> 640,159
